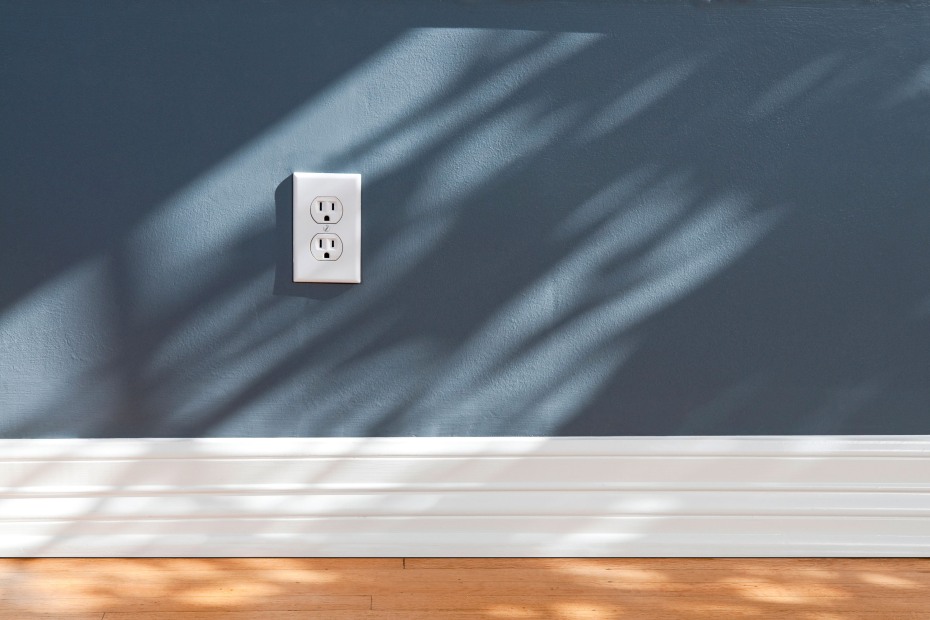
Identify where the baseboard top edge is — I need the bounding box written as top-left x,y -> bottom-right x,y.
0,435 -> 927,460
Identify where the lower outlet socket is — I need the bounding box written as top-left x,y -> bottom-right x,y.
311,234 -> 343,261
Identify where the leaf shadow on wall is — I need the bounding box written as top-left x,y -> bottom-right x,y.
1,1 -> 929,436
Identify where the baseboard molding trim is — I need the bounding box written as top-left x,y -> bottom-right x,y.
1,436 -> 928,557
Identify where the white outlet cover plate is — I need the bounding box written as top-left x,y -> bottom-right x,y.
293,172 -> 361,283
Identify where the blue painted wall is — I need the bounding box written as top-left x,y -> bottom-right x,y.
2,0 -> 929,437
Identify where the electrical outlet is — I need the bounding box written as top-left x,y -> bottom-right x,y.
293,172 -> 361,283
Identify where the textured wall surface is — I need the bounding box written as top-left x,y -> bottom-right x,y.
1,0 -> 929,437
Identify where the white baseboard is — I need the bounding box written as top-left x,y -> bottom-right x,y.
1,436 -> 928,557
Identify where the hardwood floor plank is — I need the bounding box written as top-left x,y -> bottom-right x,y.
0,614 -> 102,620
98,613 -> 930,620
404,558 -> 930,571
3,569 -> 928,598
101,614 -> 511,620
0,558 -> 402,572
0,595 -> 370,614
372,593 -> 930,613
5,564 -> 928,586
1,558 -> 928,618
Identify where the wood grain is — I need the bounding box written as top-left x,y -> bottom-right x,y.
0,559 -> 928,619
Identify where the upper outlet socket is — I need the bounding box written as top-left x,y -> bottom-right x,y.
311,196 -> 343,224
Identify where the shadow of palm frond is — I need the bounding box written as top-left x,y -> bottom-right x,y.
1,1 -> 928,438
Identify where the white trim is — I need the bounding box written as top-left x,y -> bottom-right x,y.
0,436 -> 928,557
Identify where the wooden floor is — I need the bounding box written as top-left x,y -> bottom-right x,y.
0,558 -> 928,619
